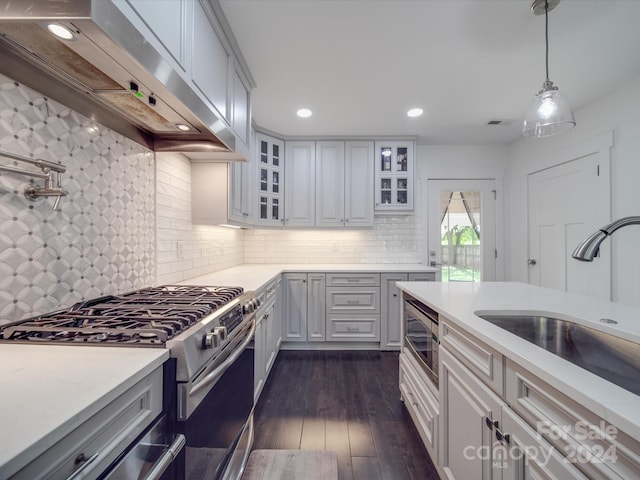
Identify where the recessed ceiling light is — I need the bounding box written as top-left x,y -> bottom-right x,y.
297,108 -> 312,118
407,108 -> 424,118
47,23 -> 75,41
176,124 -> 190,131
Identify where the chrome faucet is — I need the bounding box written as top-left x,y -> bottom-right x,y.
572,216 -> 640,261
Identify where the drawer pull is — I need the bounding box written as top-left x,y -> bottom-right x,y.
346,327 -> 360,332
346,300 -> 360,305
66,452 -> 99,480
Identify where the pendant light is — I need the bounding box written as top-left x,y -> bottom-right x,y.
522,0 -> 575,138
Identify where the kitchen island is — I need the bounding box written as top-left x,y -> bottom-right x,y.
397,281 -> 640,480
0,345 -> 169,479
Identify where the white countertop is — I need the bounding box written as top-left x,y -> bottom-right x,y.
0,345 -> 169,479
396,281 -> 640,441
181,263 -> 437,291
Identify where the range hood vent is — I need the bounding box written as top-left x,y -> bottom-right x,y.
0,1 -> 238,155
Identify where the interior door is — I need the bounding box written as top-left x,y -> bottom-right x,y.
527,152 -> 610,299
428,179 -> 496,282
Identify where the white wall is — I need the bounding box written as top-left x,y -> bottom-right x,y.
156,153 -> 244,283
416,144 -> 508,278
505,75 -> 640,305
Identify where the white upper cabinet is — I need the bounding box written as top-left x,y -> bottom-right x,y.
345,141 -> 374,226
315,141 -> 346,227
316,141 -> 374,227
228,160 -> 253,224
232,68 -> 250,147
112,0 -> 192,75
374,140 -> 414,212
285,141 -> 316,227
191,1 -> 230,120
255,133 -> 284,227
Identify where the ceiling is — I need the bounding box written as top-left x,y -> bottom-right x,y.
219,0 -> 640,145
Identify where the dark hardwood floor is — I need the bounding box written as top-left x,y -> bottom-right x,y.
252,350 -> 440,480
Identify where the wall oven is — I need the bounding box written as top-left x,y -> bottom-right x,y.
403,295 -> 439,386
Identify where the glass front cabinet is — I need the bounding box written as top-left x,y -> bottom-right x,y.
374,141 -> 414,212
255,132 -> 285,226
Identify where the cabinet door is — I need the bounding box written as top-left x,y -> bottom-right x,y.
345,141 -> 374,226
113,0 -> 191,76
440,347 -> 503,480
315,141 -> 345,227
500,407 -> 588,480
232,68 -> 250,147
374,141 -> 414,211
282,274 -> 307,342
307,273 -> 326,341
191,1 -> 230,119
381,273 -> 407,350
255,133 -> 284,226
229,160 -> 252,223
284,141 -> 316,226
254,313 -> 267,401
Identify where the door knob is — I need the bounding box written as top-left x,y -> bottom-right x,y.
527,259 -> 537,265
430,261 -> 443,267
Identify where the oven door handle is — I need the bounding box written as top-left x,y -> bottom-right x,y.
191,317 -> 256,397
142,433 -> 186,480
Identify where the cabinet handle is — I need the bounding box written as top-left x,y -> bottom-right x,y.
495,428 -> 510,444
66,452 -> 99,480
346,327 -> 359,332
346,300 -> 360,304
485,417 -> 499,430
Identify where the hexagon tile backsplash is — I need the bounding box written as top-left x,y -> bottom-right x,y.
0,74 -> 155,324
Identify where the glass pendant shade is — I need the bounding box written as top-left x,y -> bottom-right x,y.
522,80 -> 575,137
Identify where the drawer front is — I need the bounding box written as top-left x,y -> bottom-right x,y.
408,272 -> 436,281
325,273 -> 381,286
399,352 -> 438,452
440,318 -> 504,396
326,287 -> 380,313
15,367 -> 163,480
326,315 -> 380,341
506,360 -> 640,480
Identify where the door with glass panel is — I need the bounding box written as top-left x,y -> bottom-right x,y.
255,133 -> 284,226
427,179 -> 496,281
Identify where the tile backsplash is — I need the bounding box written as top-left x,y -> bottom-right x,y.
156,153 -> 244,284
244,215 -> 424,264
0,74 -> 155,323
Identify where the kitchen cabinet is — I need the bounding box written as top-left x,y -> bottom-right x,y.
315,141 -> 374,227
255,133 -> 285,226
325,273 -> 381,342
381,272 -> 436,350
232,67 -> 251,152
374,140 -> 414,212
254,277 -> 281,402
440,346 -> 588,480
307,274 -> 326,341
191,0 -> 230,120
12,366 -> 163,480
111,0 -> 192,77
228,159 -> 253,224
505,359 -> 640,480
399,350 -> 439,461
284,141 -> 316,227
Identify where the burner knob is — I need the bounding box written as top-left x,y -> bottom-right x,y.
243,302 -> 254,314
202,326 -> 227,349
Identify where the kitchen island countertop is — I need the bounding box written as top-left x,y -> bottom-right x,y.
397,281 -> 640,442
0,345 -> 169,479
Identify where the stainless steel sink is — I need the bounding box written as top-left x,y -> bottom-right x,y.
474,312 -> 640,395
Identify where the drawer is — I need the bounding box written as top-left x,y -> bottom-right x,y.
440,317 -> 504,396
325,273 -> 380,286
256,277 -> 280,305
506,360 -> 640,480
14,367 -> 163,480
408,272 -> 436,281
326,287 -> 380,313
326,315 -> 380,341
399,352 -> 438,452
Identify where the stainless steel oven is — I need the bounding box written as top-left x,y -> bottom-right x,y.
403,295 -> 439,386
0,285 -> 258,480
